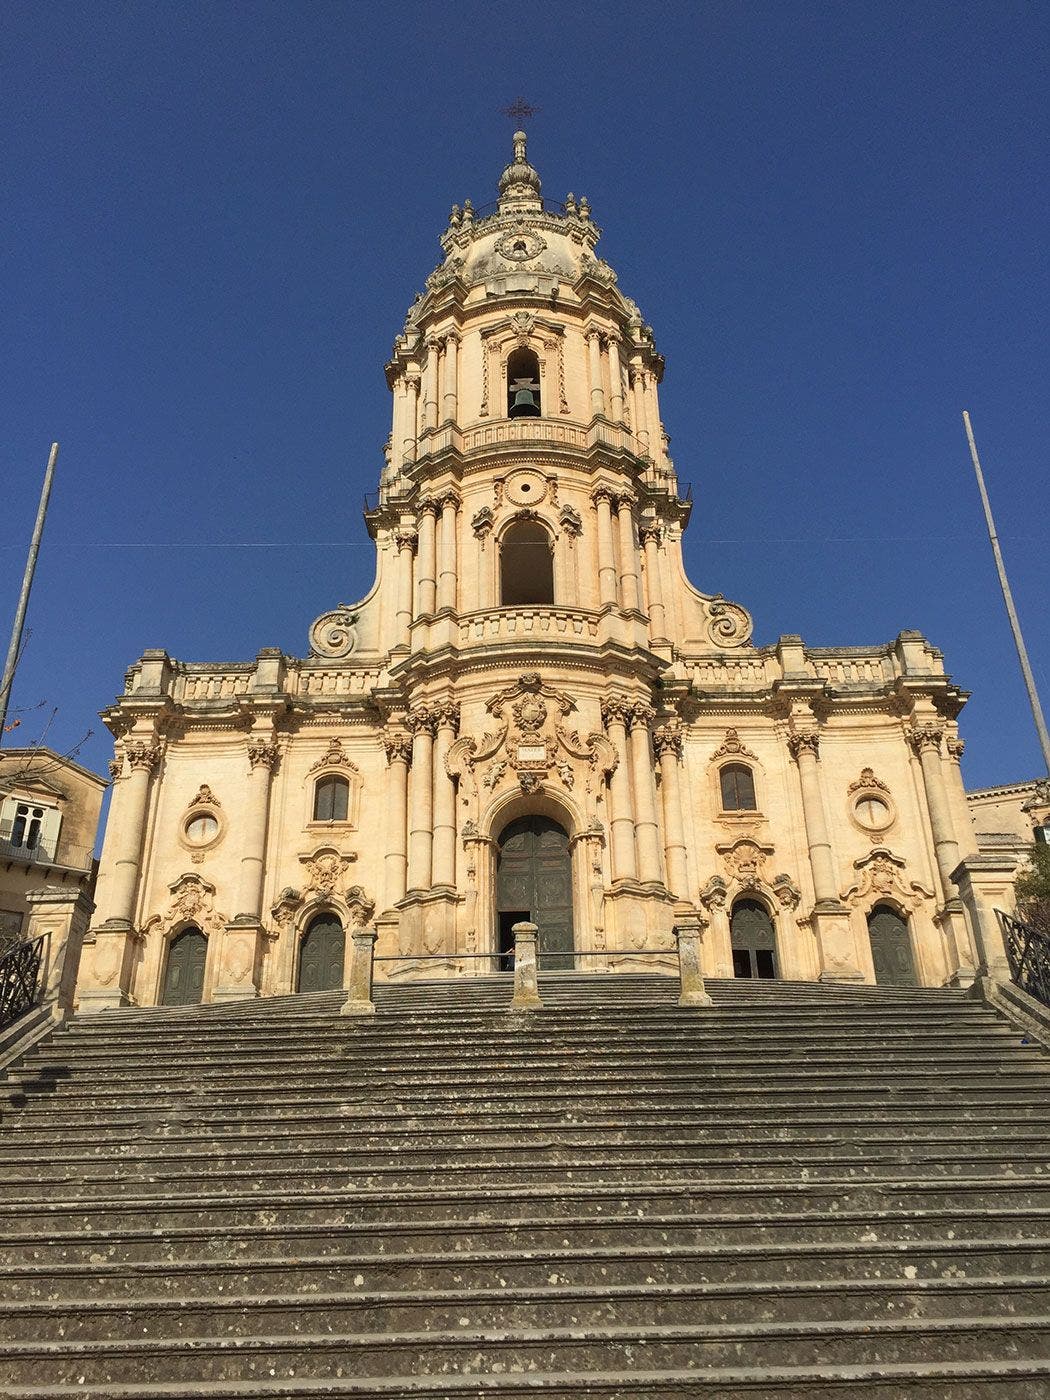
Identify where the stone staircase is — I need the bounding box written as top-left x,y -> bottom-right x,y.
0,973 -> 1049,1397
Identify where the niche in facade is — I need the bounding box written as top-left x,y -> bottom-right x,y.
500,519 -> 554,606
507,347 -> 541,417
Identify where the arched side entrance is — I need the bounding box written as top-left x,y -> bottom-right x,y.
730,898 -> 778,979
867,903 -> 918,986
297,913 -> 346,993
496,815 -> 574,971
161,926 -> 208,1005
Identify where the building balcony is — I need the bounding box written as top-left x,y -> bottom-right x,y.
0,824 -> 92,873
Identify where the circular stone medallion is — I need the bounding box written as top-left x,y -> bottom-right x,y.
496,230 -> 547,263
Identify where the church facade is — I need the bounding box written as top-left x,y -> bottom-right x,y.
76,134 -> 986,1011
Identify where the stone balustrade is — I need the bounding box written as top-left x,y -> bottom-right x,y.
459,606 -> 602,646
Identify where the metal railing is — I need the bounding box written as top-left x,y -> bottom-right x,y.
0,825 -> 92,871
995,908 -> 1050,1010
0,935 -> 46,1033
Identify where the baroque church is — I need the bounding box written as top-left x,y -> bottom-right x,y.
76,132 -> 985,1011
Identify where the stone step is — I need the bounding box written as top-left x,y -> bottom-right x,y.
1,1316 -> 1048,1386
5,1122 -> 1047,1160
5,1358 -> 1050,1399
3,1175 -> 1042,1231
2,1206 -> 1047,1266
4,1274 -> 1049,1341
4,1237 -> 1048,1302
1,1131 -> 1046,1177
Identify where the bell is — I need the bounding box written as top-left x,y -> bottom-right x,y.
509,378 -> 540,418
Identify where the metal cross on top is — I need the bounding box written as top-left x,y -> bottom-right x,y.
501,97 -> 540,122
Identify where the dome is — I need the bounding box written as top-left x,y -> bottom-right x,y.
498,130 -> 541,204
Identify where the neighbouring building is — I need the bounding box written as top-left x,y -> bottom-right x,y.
0,747 -> 105,954
967,778 -> 1050,861
76,132 -> 1002,1012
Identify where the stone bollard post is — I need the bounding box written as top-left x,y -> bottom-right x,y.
511,921 -> 543,1010
341,927 -> 378,1016
674,920 -> 713,1008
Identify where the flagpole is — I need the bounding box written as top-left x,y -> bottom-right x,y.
963,411 -> 1050,776
0,442 -> 59,744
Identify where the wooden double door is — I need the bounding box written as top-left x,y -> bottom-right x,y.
496,816 -> 575,971
161,927 -> 207,1005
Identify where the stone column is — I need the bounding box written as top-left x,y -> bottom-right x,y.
431,702 -> 459,889
415,499 -> 438,618
390,378 -> 405,469
591,487 -> 618,608
788,731 -> 838,902
106,738 -> 161,927
341,927 -> 377,1015
601,699 -> 637,882
382,731 -> 411,907
675,916 -> 712,1008
951,854 -> 1018,984
909,723 -> 962,893
640,523 -> 668,640
423,337 -> 440,431
606,333 -> 625,423
394,528 -> 416,648
616,492 -> 641,613
644,371 -> 663,461
511,921 -> 543,1009
407,707 -> 436,891
441,331 -> 459,423
24,886 -> 95,1017
402,372 -> 420,463
630,367 -> 650,454
628,703 -> 663,884
437,492 -> 459,613
655,726 -> 688,897
788,728 -> 862,981
587,330 -> 606,418
234,738 -> 278,919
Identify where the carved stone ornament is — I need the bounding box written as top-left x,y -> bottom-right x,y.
247,739 -> 280,771
309,606 -> 359,660
513,695 -> 548,732
308,737 -> 360,775
787,731 -> 820,760
718,838 -> 774,887
383,731 -> 412,765
710,729 -> 757,763
471,507 -> 494,546
270,887 -> 303,934
299,846 -> 358,899
144,873 -> 227,939
187,784 -> 221,809
124,740 -> 162,772
947,738 -> 966,762
772,874 -> 802,911
704,597 -> 753,648
653,726 -> 684,761
848,768 -> 889,795
559,504 -> 582,538
699,875 -> 729,913
496,233 -> 547,264
344,885 -> 376,928
908,723 -> 945,756
841,847 -> 934,913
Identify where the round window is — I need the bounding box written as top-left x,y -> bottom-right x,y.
854,795 -> 890,831
184,813 -> 219,846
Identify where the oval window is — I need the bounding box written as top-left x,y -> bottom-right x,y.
185,812 -> 218,845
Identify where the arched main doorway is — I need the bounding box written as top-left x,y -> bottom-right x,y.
730,899 -> 778,979
297,913 -> 345,993
867,904 -> 918,986
161,926 -> 207,1005
496,815 -> 574,971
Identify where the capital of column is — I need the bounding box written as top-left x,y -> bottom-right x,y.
616,489 -> 638,511
653,725 -> 683,760
394,528 -> 418,553
441,329 -> 460,347
600,696 -> 632,729
908,723 -> 945,756
590,484 -> 616,506
404,371 -> 421,390
124,740 -> 162,772
246,739 -> 280,771
787,730 -> 820,761
627,701 -> 657,732
586,327 -> 603,345
383,730 -> 413,764
639,522 -> 664,547
437,489 -> 460,512
947,737 -> 966,762
433,700 -> 460,735
108,756 -> 123,781
417,496 -> 440,520
425,335 -> 441,352
408,705 -> 438,736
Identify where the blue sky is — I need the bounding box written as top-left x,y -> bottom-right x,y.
3,1 -> 1049,799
